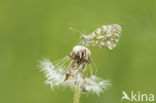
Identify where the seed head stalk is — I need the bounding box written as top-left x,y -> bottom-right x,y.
74,82 -> 81,103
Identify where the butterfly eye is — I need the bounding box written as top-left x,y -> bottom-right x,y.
80,35 -> 88,40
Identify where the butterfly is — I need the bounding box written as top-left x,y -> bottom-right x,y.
70,24 -> 121,50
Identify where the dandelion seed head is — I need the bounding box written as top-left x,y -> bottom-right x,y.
40,59 -> 111,95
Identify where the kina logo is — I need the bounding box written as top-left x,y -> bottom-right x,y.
121,91 -> 154,102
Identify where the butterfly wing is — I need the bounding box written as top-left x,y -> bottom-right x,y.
81,24 -> 121,50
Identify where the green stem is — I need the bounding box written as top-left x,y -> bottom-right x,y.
73,83 -> 81,103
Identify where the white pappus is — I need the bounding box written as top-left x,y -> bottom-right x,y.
40,45 -> 111,95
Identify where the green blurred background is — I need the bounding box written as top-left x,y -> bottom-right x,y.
0,0 -> 156,103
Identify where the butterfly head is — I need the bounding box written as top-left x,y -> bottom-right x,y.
80,35 -> 90,47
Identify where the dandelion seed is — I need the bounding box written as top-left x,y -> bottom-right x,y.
40,45 -> 111,95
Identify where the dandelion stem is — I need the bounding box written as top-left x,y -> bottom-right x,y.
73,82 -> 81,103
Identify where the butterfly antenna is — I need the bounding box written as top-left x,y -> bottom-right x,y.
69,27 -> 84,36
